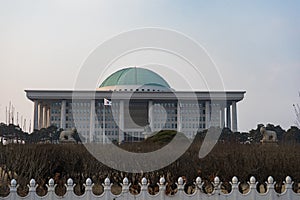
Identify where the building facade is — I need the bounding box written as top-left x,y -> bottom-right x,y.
25,67 -> 245,143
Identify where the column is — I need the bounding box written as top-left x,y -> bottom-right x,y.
60,100 -> 66,130
119,100 -> 124,143
232,101 -> 237,132
33,101 -> 39,130
148,100 -> 153,130
205,101 -> 210,129
226,105 -> 231,130
47,107 -> 51,127
177,101 -> 181,132
221,106 -> 225,128
38,103 -> 43,130
89,100 -> 95,143
43,106 -> 47,128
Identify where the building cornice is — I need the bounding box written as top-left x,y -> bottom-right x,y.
25,90 -> 245,102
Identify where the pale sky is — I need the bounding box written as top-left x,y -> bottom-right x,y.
0,0 -> 299,132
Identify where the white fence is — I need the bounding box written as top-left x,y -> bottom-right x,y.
0,176 -> 299,200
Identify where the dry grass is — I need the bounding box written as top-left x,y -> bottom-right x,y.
0,131 -> 300,196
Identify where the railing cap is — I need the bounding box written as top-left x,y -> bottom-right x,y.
159,177 -> 165,185
86,178 -> 92,186
250,176 -> 256,184
178,177 -> 183,185
48,178 -> 54,186
123,177 -> 129,185
67,178 -> 73,186
214,176 -> 220,184
196,177 -> 202,184
104,177 -> 110,186
232,176 -> 238,184
141,177 -> 147,185
267,176 -> 274,184
11,179 -> 17,187
30,179 -> 36,187
285,176 -> 292,184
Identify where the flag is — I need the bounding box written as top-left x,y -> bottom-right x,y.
104,98 -> 112,106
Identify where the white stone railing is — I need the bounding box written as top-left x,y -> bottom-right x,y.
0,176 -> 299,200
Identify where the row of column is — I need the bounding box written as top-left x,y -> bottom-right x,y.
33,99 -> 239,134
206,101 -> 238,132
146,100 -> 239,133
33,101 -> 51,130
174,101 -> 238,132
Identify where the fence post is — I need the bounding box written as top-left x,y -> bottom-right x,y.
9,179 -> 18,200
28,179 -> 37,200
230,176 -> 239,200
158,177 -> 166,200
65,178 -> 75,200
248,176 -> 257,199
102,177 -> 112,200
121,177 -> 130,200
140,177 -> 148,200
46,178 -> 56,200
213,176 -> 221,200
176,177 -> 185,199
266,176 -> 276,199
84,178 -> 93,200
283,176 -> 293,199
195,177 -> 203,199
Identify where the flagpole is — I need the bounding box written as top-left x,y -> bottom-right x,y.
103,104 -> 105,144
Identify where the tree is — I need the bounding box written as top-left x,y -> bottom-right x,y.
72,129 -> 82,143
249,124 -> 264,143
293,92 -> 300,128
283,126 -> 300,144
265,124 -> 285,141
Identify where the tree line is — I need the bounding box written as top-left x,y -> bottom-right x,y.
2,122 -> 299,144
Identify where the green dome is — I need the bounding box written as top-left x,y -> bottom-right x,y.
99,67 -> 170,88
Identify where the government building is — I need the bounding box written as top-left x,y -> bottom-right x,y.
25,67 -> 245,143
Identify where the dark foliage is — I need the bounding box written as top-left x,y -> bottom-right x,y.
0,129 -> 300,196
1,123 -> 300,196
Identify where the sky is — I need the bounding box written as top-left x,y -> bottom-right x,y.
0,0 -> 299,132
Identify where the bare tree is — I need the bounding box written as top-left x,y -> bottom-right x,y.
293,92 -> 300,128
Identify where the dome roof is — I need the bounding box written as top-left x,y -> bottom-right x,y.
99,67 -> 171,89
